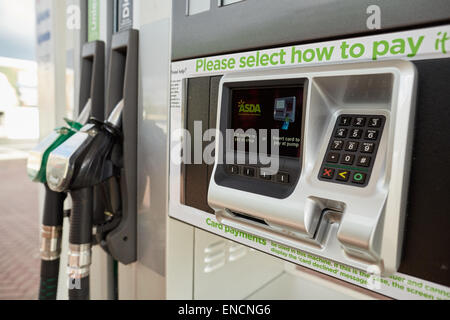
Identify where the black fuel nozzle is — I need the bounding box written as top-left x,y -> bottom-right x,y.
46,100 -> 124,193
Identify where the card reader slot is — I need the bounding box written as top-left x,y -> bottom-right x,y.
218,209 -> 324,249
229,211 -> 269,227
221,205 -> 343,249
221,208 -> 329,248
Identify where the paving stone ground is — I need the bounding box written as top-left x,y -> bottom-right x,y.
0,159 -> 40,300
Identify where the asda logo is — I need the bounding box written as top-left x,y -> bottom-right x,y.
238,100 -> 261,116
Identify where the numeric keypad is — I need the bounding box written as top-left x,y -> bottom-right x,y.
319,114 -> 386,187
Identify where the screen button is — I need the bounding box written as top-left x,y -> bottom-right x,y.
228,165 -> 240,175
259,169 -> 273,181
277,172 -> 290,184
243,167 -> 256,177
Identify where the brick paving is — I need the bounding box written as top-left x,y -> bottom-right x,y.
0,159 -> 40,300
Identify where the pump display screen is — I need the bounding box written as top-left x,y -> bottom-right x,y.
230,86 -> 304,158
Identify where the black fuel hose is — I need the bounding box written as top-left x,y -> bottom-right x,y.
68,187 -> 93,300
39,184 -> 66,300
65,121 -> 121,300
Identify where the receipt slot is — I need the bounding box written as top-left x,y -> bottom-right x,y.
208,61 -> 417,275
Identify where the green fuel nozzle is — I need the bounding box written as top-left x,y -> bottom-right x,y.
27,100 -> 92,183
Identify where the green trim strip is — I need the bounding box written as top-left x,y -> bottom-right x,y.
325,164 -> 369,173
88,0 -> 100,42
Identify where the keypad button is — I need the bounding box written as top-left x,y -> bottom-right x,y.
336,170 -> 351,182
357,156 -> 371,167
243,167 -> 256,177
321,168 -> 335,180
331,140 -> 344,151
350,129 -> 363,139
368,117 -> 382,128
276,172 -> 290,184
228,165 -> 239,175
361,142 -> 375,154
326,153 -> 340,163
345,141 -> 359,152
352,172 -> 367,184
365,130 -> 379,140
339,116 -> 352,126
335,128 -> 348,138
341,154 -> 355,165
353,117 -> 367,127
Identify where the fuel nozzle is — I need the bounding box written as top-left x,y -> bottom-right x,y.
27,99 -> 92,183
46,99 -> 123,193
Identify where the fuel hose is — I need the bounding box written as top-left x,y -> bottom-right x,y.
39,184 -> 66,300
68,187 -> 93,300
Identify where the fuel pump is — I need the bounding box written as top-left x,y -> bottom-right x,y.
46,30 -> 138,300
27,41 -> 104,300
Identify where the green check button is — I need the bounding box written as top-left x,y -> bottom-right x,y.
352,172 -> 367,184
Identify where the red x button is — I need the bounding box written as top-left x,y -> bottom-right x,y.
321,168 -> 335,179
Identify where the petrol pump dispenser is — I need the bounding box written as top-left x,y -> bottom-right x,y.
27,41 -> 104,300
45,30 -> 138,300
